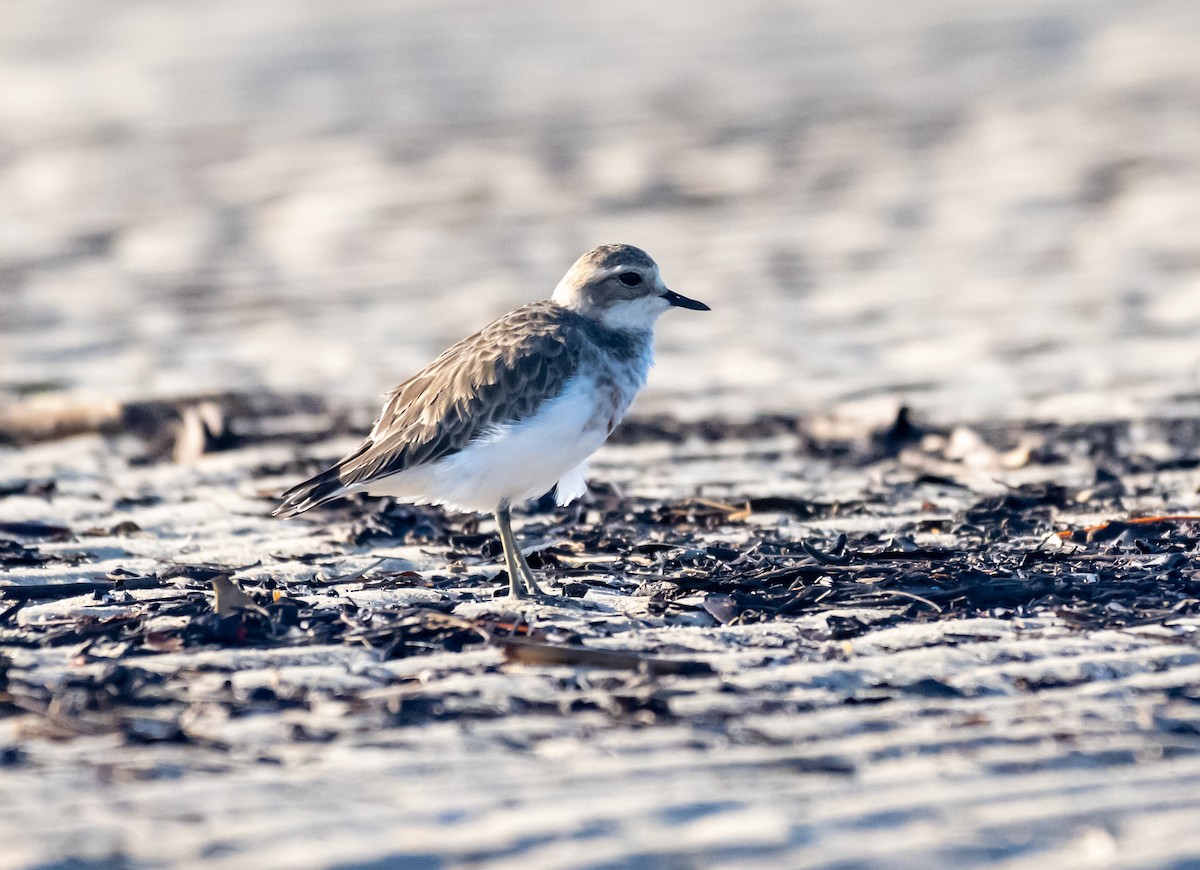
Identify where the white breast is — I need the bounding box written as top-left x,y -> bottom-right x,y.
357,376 -> 622,514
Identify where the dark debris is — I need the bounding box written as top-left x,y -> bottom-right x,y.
5,408 -> 1200,746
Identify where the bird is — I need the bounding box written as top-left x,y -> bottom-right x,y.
274,244 -> 709,599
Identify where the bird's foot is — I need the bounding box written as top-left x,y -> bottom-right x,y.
505,588 -> 595,609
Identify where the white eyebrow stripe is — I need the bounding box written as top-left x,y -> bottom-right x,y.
601,264 -> 656,281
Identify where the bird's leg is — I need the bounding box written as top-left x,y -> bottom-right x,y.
494,504 -> 548,599
494,504 -> 526,598
511,533 -> 549,598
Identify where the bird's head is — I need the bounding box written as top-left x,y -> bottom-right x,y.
552,244 -> 709,331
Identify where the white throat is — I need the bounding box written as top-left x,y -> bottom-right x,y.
594,295 -> 671,331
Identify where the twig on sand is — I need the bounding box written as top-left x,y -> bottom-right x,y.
498,638 -> 713,675
1055,515 -> 1200,540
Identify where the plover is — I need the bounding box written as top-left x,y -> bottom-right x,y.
275,244 -> 709,599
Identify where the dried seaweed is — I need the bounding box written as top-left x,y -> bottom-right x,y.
5,408 -> 1200,749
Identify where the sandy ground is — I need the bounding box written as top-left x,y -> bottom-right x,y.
5,1 -> 1200,868
4,417 -> 1200,870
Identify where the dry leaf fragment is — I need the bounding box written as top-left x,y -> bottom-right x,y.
210,574 -> 260,616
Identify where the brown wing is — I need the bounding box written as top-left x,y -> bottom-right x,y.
275,302 -> 583,516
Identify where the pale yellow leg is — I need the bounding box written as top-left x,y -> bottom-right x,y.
494,505 -> 548,599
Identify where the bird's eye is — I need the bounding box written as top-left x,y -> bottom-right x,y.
618,272 -> 642,287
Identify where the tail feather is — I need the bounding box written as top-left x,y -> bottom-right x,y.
273,467 -> 352,518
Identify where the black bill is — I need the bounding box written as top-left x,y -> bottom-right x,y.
662,289 -> 711,311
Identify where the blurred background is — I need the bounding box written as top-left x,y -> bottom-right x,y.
3,0 -> 1200,423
